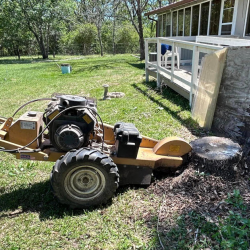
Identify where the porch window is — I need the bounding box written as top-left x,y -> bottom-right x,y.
158,15 -> 162,36
221,0 -> 235,35
200,2 -> 210,35
192,5 -> 200,36
172,11 -> 177,36
163,14 -> 167,36
184,7 -> 191,36
166,13 -> 171,36
210,0 -> 221,35
178,9 -> 184,36
157,0 -> 237,38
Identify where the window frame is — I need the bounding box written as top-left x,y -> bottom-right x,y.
219,0 -> 239,35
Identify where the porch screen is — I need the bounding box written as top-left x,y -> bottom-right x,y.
184,7 -> 191,36
200,2 -> 209,35
166,13 -> 171,37
210,0 -> 221,35
192,5 -> 200,36
172,11 -> 177,36
223,0 -> 235,23
178,9 -> 184,36
163,14 -> 167,36
158,15 -> 162,36
221,0 -> 235,35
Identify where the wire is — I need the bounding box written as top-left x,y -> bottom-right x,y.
1,105 -> 104,153
12,98 -> 52,117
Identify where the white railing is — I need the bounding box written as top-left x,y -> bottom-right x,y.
145,37 -> 223,106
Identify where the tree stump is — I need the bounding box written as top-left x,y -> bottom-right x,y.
190,137 -> 242,180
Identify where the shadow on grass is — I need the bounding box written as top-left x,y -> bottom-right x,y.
72,63 -> 115,74
132,81 -> 200,130
0,180 -> 97,220
70,57 -> 135,74
0,59 -> 33,65
0,58 -> 53,65
0,179 -> 132,221
128,62 -> 145,70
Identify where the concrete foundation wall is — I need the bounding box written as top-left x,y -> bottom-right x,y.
212,46 -> 250,145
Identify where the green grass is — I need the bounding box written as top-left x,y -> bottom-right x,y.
0,54 -> 196,137
1,54 -> 245,249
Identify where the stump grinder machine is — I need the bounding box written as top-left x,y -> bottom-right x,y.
0,94 -> 192,208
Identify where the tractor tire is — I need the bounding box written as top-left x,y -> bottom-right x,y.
50,148 -> 119,208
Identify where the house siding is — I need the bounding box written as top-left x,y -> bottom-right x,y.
235,0 -> 248,37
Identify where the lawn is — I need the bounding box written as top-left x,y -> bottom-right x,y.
0,54 -> 249,250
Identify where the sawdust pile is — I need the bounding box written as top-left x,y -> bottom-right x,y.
150,165 -> 250,216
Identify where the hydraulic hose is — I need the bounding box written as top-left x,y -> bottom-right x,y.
12,98 -> 52,118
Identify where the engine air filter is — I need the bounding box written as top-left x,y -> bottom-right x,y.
59,95 -> 87,108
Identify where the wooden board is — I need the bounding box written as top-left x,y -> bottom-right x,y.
191,48 -> 227,129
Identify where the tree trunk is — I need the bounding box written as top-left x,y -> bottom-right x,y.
28,28 -> 48,59
33,34 -> 48,59
38,38 -> 48,59
16,45 -> 21,60
137,6 -> 145,60
46,25 -> 50,58
97,26 -> 103,56
190,136 -> 242,180
112,17 -> 116,55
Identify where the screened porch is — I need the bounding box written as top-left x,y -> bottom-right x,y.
145,36 -> 250,106
144,0 -> 250,106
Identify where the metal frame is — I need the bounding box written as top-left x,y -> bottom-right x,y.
0,117 -> 191,170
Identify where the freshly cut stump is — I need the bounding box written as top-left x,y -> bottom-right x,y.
190,136 -> 242,180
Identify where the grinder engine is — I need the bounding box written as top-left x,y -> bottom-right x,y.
44,95 -> 97,151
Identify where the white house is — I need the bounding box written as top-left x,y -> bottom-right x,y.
144,0 -> 250,106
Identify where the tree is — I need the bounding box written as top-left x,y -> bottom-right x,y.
123,0 -> 179,60
4,0 -> 75,59
75,0 -> 113,56
123,0 -> 149,60
60,23 -> 97,55
116,22 -> 139,53
0,1 -> 31,59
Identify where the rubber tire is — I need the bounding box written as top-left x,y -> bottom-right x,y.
50,148 -> 119,208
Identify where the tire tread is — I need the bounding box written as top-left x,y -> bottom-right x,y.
50,148 -> 119,208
